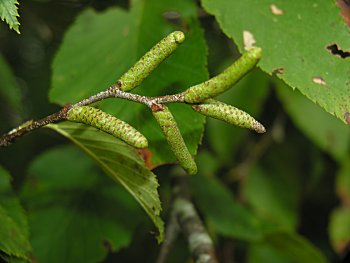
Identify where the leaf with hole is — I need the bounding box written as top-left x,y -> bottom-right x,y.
202,0 -> 350,124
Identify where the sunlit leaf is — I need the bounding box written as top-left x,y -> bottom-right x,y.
0,0 -> 20,33
202,0 -> 350,124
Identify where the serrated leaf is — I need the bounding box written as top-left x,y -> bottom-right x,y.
276,79 -> 350,161
50,0 -> 208,166
202,0 -> 350,124
22,145 -> 146,263
0,166 -> 31,262
0,0 -> 20,34
46,122 -> 164,242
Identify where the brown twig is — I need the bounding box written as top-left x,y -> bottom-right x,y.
0,107 -> 70,147
0,84 -> 187,147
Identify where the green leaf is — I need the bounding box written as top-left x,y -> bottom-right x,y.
329,207 -> 350,254
336,157 -> 350,206
22,145 -> 146,263
50,0 -> 208,166
0,0 -> 20,34
0,166 -> 31,261
249,232 -> 327,263
46,122 -> 164,242
207,68 -> 270,163
329,157 -> 350,253
190,174 -> 264,241
202,0 -> 350,124
0,54 -> 22,123
276,79 -> 350,161
243,167 -> 300,231
190,171 -> 326,262
248,242 -> 293,263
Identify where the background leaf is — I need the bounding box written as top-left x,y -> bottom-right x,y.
202,0 -> 350,124
243,166 -> 300,231
0,166 -> 31,262
0,0 -> 20,33
191,173 -> 327,263
47,122 -> 164,242
0,55 -> 22,114
248,232 -> 327,263
329,207 -> 350,254
49,0 -> 208,166
22,145 -> 146,263
0,54 -> 22,129
206,68 -> 270,164
191,174 -> 264,241
276,79 -> 350,161
329,157 -> 350,253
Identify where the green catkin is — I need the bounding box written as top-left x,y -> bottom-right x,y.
152,105 -> 197,175
67,106 -> 148,148
184,47 -> 262,103
118,31 -> 185,91
192,99 -> 266,133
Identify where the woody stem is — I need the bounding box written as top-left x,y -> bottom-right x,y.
0,85 -> 188,147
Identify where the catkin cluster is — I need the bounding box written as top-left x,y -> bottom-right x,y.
66,31 -> 265,175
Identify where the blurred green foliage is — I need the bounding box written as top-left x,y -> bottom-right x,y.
0,1 -> 349,262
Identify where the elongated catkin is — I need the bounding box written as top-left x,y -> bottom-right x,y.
152,105 -> 197,175
67,106 -> 148,148
119,31 -> 185,91
184,47 -> 262,103
192,99 -> 266,133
